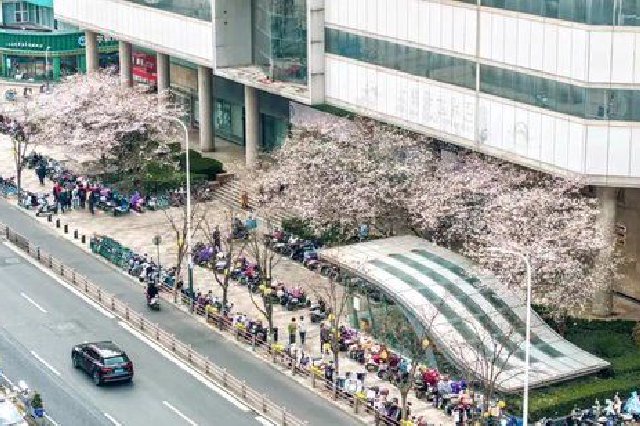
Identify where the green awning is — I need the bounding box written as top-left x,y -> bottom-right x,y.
25,0 -> 53,7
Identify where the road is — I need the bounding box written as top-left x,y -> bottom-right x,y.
0,242 -> 264,426
0,199 -> 355,426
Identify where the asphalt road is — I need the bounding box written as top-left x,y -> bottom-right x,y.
0,199 -> 355,426
0,242 -> 263,426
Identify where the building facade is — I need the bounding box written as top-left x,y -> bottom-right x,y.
54,0 -> 640,313
0,0 -> 118,80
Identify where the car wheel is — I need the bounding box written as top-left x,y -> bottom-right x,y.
92,371 -> 102,386
72,355 -> 81,369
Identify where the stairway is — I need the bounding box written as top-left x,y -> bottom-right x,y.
212,178 -> 289,227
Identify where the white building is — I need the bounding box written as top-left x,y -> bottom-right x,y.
54,0 -> 640,314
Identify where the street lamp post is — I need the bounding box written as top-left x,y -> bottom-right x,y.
45,47 -> 51,87
488,247 -> 531,426
167,116 -> 193,311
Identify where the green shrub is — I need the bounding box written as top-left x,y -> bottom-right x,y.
282,217 -> 316,241
177,149 -> 202,168
176,152 -> 223,181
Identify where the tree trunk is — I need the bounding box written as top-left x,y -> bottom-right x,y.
400,389 -> 409,421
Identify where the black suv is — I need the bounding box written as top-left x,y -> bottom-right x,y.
71,341 -> 134,386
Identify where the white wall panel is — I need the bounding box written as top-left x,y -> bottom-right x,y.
347,0 -> 357,29
417,0 -> 429,46
451,93 -> 464,135
612,33 -> 634,84
529,22 -> 544,70
440,89 -> 452,134
631,129 -> 640,176
420,80 -> 432,127
542,25 -> 558,75
464,9 -> 476,56
408,0 -> 420,44
568,122 -> 585,173
453,7 -> 466,54
407,79 -> 420,123
366,0 -> 378,33
503,17 -> 518,66
396,74 -> 409,120
386,73 -> 398,117
347,62 -> 359,105
462,94 -> 475,140
571,29 -> 587,81
377,0 -> 387,37
608,128 -> 631,176
489,102 -> 504,149
337,0 -> 348,26
356,0 -> 368,32
540,115 -> 555,164
356,64 -> 367,106
56,0 -> 213,65
516,20 -> 531,69
585,127 -> 609,175
557,27 -> 572,78
514,108 -> 528,157
388,0 -> 399,40
527,111 -> 542,161
588,32 -> 612,83
428,2 -> 441,48
480,13 -> 492,59
553,119 -> 569,169
441,5 -> 454,51
501,104 -> 515,151
491,15 -> 505,63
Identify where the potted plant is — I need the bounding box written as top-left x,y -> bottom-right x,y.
31,392 -> 44,418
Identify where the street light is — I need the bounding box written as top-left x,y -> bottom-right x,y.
45,46 -> 51,87
488,247 -> 531,426
167,116 -> 193,311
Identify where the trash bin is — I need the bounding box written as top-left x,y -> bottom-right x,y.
272,327 -> 278,343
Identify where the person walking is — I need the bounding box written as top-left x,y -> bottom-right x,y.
298,315 -> 307,346
88,190 -> 95,215
36,163 -> 46,186
287,317 -> 296,345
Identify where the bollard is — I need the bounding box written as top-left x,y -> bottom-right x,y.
205,362 -> 210,375
155,328 -> 160,341
241,381 -> 247,399
125,307 -> 130,320
139,317 -> 144,331
354,396 -> 359,414
222,369 -> 227,387
97,288 -> 101,302
291,350 -> 296,375
311,371 -> 315,388
71,271 -> 76,284
111,297 -> 115,311
60,264 -> 64,277
55,218 -> 60,228
36,247 -> 40,261
262,396 -> 267,414
282,409 -> 286,426
63,224 -> 68,234
47,214 -> 52,223
74,229 -> 78,239
252,334 -> 256,352
81,234 -> 86,244
48,255 -> 52,268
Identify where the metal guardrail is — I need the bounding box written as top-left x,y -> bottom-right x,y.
1,224 -> 307,426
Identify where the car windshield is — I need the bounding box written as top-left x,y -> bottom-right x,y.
103,356 -> 127,366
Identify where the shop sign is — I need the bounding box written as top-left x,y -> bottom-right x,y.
6,41 -> 44,49
77,34 -> 116,48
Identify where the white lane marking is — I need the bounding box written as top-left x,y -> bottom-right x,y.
20,292 -> 47,313
30,351 -> 61,377
44,414 -> 60,426
103,412 -> 122,426
255,416 -> 276,426
162,401 -> 198,426
118,321 -> 249,413
3,242 -> 115,319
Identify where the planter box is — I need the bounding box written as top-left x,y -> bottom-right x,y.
216,173 -> 235,184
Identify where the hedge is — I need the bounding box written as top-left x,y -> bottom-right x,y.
177,151 -> 224,181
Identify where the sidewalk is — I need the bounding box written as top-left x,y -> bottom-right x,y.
0,136 -> 454,424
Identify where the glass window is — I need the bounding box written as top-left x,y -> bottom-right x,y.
123,0 -> 212,21
15,2 -> 28,23
478,0 -> 640,26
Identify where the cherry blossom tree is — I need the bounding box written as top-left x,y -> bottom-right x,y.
244,118 -> 433,240
28,72 -> 183,170
247,116 -> 624,317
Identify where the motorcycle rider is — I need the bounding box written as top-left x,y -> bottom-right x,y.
146,281 -> 159,305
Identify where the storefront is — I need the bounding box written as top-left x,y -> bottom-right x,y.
0,30 -> 118,81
